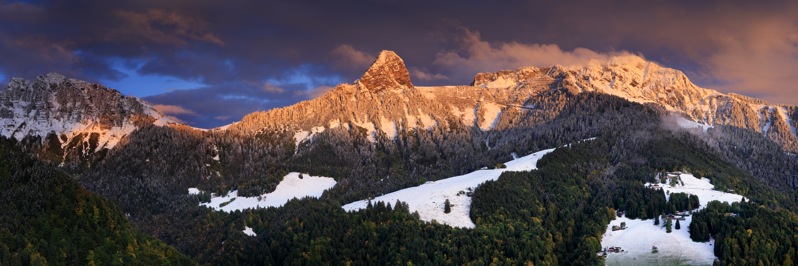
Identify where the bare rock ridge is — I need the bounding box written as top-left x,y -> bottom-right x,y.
231,52 -> 798,152
356,50 -> 413,91
469,55 -> 798,150
3,52 -> 797,153
0,73 -> 175,154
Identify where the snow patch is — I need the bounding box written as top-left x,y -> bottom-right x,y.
450,107 -> 476,127
602,173 -> 745,265
242,226 -> 256,237
380,116 -> 397,138
484,76 -> 518,89
479,103 -> 502,130
418,113 -> 436,129
198,172 -> 337,212
342,147 -> 556,228
778,107 -> 797,140
293,126 -> 326,146
352,121 -> 376,142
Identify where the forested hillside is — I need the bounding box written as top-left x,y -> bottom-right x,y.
27,90 -> 788,264
0,138 -> 194,265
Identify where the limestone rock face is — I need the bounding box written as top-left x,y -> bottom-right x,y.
357,50 -> 413,92
7,52 -> 796,154
227,51 -> 798,151
470,55 -> 798,151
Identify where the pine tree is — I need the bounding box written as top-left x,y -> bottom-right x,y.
444,199 -> 452,214
666,218 -> 672,233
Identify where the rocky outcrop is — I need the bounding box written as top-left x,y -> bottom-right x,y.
357,50 -> 413,92
0,73 -> 175,155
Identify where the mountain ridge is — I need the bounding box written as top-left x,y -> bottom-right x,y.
227,51 -> 798,151
2,52 -> 796,153
0,73 -> 177,158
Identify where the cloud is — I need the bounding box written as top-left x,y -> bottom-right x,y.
152,104 -> 196,115
262,83 -> 285,93
114,9 -> 224,46
331,44 -> 374,70
700,17 -> 798,104
430,28 -> 632,84
411,69 -> 447,81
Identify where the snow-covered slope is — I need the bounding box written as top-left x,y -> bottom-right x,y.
194,172 -> 337,212
601,173 -> 745,265
0,73 -> 176,154
342,147 -> 557,228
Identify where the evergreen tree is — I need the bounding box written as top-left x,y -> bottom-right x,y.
666,218 -> 672,233
675,219 -> 681,230
444,199 -> 452,214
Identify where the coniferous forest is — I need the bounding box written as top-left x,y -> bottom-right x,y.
0,139 -> 194,265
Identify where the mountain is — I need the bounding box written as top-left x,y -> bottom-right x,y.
5,53 -> 794,154
0,73 -> 176,162
2,51 -> 798,265
229,51 -> 798,152
471,55 -> 798,151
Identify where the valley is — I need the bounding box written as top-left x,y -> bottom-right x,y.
1,50 -> 796,265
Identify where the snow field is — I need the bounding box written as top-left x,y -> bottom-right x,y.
602,173 -> 745,265
191,172 -> 337,212
342,148 -> 556,228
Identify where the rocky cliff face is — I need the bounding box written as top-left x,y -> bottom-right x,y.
228,50 -> 546,143
230,51 -> 797,151
0,73 -> 175,155
471,55 -> 798,151
6,53 -> 796,154
357,50 -> 414,91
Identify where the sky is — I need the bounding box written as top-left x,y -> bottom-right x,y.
0,0 -> 797,128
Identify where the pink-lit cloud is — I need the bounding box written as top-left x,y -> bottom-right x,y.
153,104 -> 196,115
431,29 -> 634,83
331,44 -> 375,70
262,83 -> 286,93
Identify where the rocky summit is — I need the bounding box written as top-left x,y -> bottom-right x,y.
0,73 -> 175,157
225,52 -> 798,152
357,50 -> 414,91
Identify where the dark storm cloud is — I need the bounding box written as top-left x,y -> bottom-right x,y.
1,0 -> 797,127
143,81 -> 312,128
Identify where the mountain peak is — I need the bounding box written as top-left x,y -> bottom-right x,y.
357,50 -> 413,91
38,72 -> 67,85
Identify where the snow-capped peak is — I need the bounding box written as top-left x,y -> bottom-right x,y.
0,73 -> 177,156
